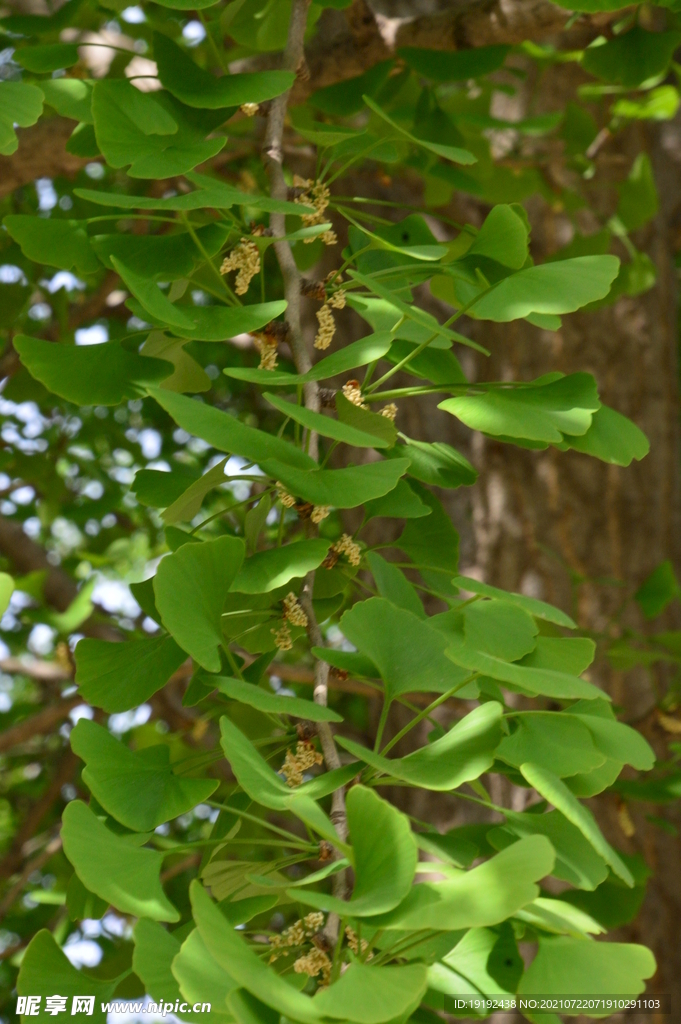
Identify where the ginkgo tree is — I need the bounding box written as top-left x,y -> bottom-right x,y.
1,0 -> 679,1019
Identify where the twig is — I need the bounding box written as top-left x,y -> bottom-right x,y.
0,834 -> 62,921
0,697 -> 81,754
262,0 -> 348,936
0,748 -> 79,880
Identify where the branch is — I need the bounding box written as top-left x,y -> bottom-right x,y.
0,834 -> 62,922
263,0 -> 349,929
0,697 -> 81,754
0,516 -> 120,641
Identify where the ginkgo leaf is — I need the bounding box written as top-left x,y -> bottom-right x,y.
292,785 -> 417,916
75,634 -> 187,713
260,458 -> 410,508
212,675 -> 342,722
71,719 -> 218,831
61,800 -> 179,921
150,388 -> 315,470
336,702 -> 503,791
155,32 -> 294,109
154,536 -> 245,671
373,835 -> 555,930
519,763 -> 634,886
15,335 -> 173,406
231,539 -> 331,592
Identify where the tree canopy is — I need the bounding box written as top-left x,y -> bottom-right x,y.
0,0 -> 680,1019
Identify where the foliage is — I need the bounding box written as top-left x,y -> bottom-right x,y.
0,0 -> 677,1020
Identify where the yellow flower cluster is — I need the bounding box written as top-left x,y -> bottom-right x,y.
332,533 -> 361,567
269,913 -> 325,963
276,482 -> 297,508
341,380 -> 368,409
283,592 -> 308,628
280,740 -> 323,787
271,621 -> 292,651
220,238 -> 260,295
328,289 -> 346,309
381,402 -> 398,421
240,102 -> 259,117
293,176 -> 337,246
293,948 -> 331,984
311,504 -> 330,523
254,335 -> 278,371
345,926 -> 373,959
314,303 -> 336,351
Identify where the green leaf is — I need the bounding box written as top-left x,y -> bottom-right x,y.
293,785 -> 417,916
155,32 -> 293,109
312,962 -> 428,1023
518,936 -> 655,997
264,391 -> 392,448
172,928 -> 238,1012
430,927 -> 521,999
4,216 -> 99,275
399,45 -> 509,82
92,80 -> 225,178
17,931 -> 114,1023
366,551 -> 424,617
520,636 -> 595,675
617,153 -> 658,231
582,28 -> 681,89
446,642 -> 608,700
340,598 -> 471,701
15,42 -> 79,72
559,854 -> 650,927
385,339 -> 467,386
162,459 -> 229,523
218,716 -> 340,844
569,700 -> 655,770
133,920 -> 185,1010
463,599 -> 538,661
496,712 -> 605,777
232,538 -> 331,593
635,559 -> 679,618
224,332 -> 395,387
310,60 -> 394,116
389,438 -> 477,489
75,634 -> 188,713
0,82 -> 43,155
61,800 -> 179,921
150,389 -> 315,471
260,457 -> 410,508
40,78 -> 93,122
154,536 -> 245,671
467,204 -> 529,269
492,809 -> 609,890
93,223 -> 229,281
75,172 -> 308,214
192,880 -> 423,1024
71,719 -> 218,831
468,256 -> 619,321
373,835 -> 555,930
564,404 -> 649,465
335,393 -> 398,447
213,675 -> 342,722
453,575 -> 576,628
519,763 -> 633,885
337,702 -> 503,791
611,85 -> 680,121
364,95 -> 476,165
397,485 -> 459,572
0,574 -> 14,619
363,479 -> 432,521
112,256 -> 197,330
440,374 -> 600,444
15,335 -> 172,406
66,873 -> 108,921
